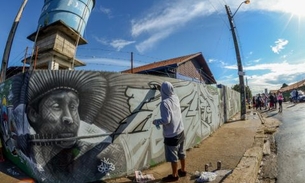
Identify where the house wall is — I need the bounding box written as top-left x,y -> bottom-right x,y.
0,70 -> 240,183
177,59 -> 203,82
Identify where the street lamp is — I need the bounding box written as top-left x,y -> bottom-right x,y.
225,1 -> 250,120
231,0 -> 250,18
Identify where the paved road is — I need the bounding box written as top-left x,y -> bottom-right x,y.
267,102 -> 305,183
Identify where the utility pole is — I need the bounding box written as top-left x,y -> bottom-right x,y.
0,0 -> 28,82
225,1 -> 249,120
131,52 -> 134,73
245,77 -> 247,102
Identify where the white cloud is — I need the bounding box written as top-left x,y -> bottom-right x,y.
90,0 -> 305,54
253,59 -> 261,63
131,0 -> 214,53
82,57 -> 129,66
270,39 -> 289,54
99,6 -> 112,18
94,36 -> 135,51
131,1 -> 211,37
78,57 -> 143,72
94,36 -> 108,45
135,29 -> 172,53
208,58 -> 227,67
250,0 -> 305,17
216,74 -> 239,88
223,65 -> 236,70
126,0 -> 303,53
110,39 -> 135,51
208,58 -> 217,63
219,61 -> 305,95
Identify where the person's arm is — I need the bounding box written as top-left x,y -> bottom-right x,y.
153,102 -> 171,126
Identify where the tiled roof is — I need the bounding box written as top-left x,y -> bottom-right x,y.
121,52 -> 216,83
279,79 -> 305,92
269,90 -> 278,94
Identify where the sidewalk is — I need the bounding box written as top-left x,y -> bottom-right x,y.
109,110 -> 265,183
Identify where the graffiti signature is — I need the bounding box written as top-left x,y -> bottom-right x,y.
97,157 -> 115,174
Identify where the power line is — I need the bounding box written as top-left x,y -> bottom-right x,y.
77,47 -> 164,62
207,0 -> 230,29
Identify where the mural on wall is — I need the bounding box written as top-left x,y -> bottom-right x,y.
6,71 -> 127,182
227,86 -> 240,118
0,70 -> 239,183
217,85 -> 240,122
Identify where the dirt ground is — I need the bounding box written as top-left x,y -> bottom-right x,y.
108,111 -> 262,183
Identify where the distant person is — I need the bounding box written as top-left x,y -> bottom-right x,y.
256,94 -> 262,110
277,91 -> 284,112
269,93 -> 274,110
290,89 -> 296,103
274,93 -> 277,109
252,96 -> 256,109
295,89 -> 299,103
153,81 -> 186,182
263,93 -> 268,110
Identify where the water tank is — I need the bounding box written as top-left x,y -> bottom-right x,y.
38,0 -> 95,36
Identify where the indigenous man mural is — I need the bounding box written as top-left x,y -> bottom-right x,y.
9,70 -> 126,182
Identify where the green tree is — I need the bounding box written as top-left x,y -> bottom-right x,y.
281,83 -> 288,88
232,84 -> 239,92
246,86 -> 252,100
232,84 -> 252,101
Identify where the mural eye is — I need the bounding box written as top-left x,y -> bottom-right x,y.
70,103 -> 78,111
51,103 -> 61,110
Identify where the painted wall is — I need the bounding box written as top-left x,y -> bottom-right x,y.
0,70 -> 239,183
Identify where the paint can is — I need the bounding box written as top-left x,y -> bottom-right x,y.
217,161 -> 222,170
205,164 -> 209,172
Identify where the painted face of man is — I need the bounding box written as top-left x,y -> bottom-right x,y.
28,90 -> 80,148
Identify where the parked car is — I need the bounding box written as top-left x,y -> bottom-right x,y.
298,94 -> 305,102
290,90 -> 305,102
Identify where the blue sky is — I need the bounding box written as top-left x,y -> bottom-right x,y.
1,0 -> 305,95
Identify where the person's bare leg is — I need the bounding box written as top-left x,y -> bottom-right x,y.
180,158 -> 186,172
171,162 -> 178,177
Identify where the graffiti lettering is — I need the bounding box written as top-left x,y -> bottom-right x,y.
97,157 -> 115,174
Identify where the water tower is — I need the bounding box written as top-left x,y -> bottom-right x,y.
26,0 -> 95,70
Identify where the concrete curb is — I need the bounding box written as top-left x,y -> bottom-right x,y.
223,146 -> 263,183
222,112 -> 265,183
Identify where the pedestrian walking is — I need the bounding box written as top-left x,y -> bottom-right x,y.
263,93 -> 268,110
153,81 -> 186,182
269,93 -> 274,110
277,91 -> 284,112
295,89 -> 299,103
256,94 -> 262,110
274,93 -> 277,109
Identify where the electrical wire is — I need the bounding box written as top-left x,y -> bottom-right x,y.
207,0 -> 230,29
